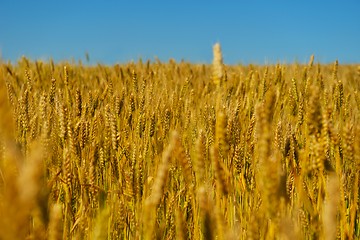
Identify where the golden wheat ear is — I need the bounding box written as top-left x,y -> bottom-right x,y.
212,42 -> 224,86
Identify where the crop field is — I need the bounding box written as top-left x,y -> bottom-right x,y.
0,46 -> 360,239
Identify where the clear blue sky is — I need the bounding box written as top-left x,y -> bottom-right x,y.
0,1 -> 359,65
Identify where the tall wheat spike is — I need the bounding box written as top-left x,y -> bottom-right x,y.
212,43 -> 224,86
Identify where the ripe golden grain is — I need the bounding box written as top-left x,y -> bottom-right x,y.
0,55 -> 359,239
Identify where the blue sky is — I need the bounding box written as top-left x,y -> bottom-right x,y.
0,1 -> 359,65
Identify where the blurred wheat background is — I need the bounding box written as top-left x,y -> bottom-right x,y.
0,45 -> 359,239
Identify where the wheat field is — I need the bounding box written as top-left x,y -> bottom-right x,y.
0,47 -> 359,239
